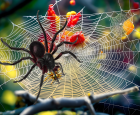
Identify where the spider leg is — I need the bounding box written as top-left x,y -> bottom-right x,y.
34,73 -> 44,104
51,37 -> 78,55
55,62 -> 65,75
1,38 -> 30,54
54,51 -> 82,63
52,70 -> 60,84
0,57 -> 32,65
50,18 -> 68,53
13,63 -> 37,83
37,10 -> 48,52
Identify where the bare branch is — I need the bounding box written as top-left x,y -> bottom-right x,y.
15,90 -> 44,103
0,107 -> 27,115
89,86 -> 139,103
20,97 -> 95,115
20,86 -> 139,115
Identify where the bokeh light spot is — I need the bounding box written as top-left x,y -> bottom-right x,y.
1,90 -> 17,105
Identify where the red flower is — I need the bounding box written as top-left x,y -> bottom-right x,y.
67,13 -> 81,27
133,2 -> 139,9
47,4 -> 56,21
70,31 -> 85,45
131,1 -> 140,13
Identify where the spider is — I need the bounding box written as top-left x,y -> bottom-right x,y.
0,10 -> 82,104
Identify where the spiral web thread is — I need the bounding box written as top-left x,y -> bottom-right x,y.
0,0 -> 140,114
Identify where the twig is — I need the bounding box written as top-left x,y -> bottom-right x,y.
0,107 -> 26,115
15,90 -> 43,104
89,86 -> 139,103
20,86 -> 139,115
20,97 -> 96,115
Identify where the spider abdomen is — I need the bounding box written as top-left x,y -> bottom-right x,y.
29,41 -> 45,58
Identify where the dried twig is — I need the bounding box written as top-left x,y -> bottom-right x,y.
15,90 -> 43,103
0,107 -> 27,115
20,86 -> 139,115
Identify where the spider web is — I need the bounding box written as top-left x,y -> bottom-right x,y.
0,0 -> 140,114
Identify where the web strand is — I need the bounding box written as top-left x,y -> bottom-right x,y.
0,0 -> 140,114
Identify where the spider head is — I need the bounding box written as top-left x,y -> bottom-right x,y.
42,53 -> 55,70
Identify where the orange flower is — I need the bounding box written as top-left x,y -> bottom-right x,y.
70,0 -> 76,6
123,19 -> 134,35
61,30 -> 74,41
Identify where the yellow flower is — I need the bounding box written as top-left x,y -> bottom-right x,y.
66,11 -> 77,18
133,27 -> 140,39
37,111 -> 57,115
87,93 -> 91,96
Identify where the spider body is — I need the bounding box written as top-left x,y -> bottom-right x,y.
37,53 -> 55,72
0,10 -> 82,104
29,41 -> 55,73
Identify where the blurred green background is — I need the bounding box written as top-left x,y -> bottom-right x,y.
0,0 -> 140,114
